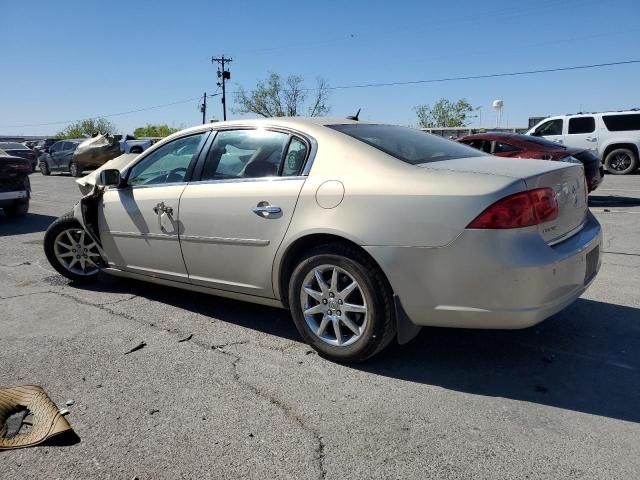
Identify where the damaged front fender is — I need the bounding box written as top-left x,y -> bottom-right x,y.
72,184 -> 110,264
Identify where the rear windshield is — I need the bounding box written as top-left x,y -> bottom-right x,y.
602,114 -> 640,131
328,124 -> 485,164
0,142 -> 28,150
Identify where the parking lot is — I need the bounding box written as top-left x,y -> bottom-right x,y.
1,173 -> 639,478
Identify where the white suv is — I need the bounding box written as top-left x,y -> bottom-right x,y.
527,110 -> 640,175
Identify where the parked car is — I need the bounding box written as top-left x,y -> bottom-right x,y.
41,135 -> 122,177
0,148 -> 31,218
527,110 -> 640,175
39,139 -> 83,176
120,134 -> 153,154
458,132 -> 603,192
0,142 -> 38,172
43,118 -> 602,362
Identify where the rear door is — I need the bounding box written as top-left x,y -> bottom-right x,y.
178,129 -> 309,298
565,116 -> 598,153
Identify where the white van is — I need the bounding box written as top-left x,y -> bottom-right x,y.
527,110 -> 640,175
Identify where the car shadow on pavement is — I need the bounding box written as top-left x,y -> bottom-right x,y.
70,273 -> 303,342
0,213 -> 58,236
356,298 -> 640,424
589,195 -> 640,208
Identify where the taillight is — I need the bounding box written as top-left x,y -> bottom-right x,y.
468,188 -> 558,229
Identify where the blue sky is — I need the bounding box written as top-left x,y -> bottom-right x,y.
1,0 -> 639,135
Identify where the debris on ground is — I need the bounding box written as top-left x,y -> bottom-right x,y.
124,341 -> 147,355
0,385 -> 75,450
178,334 -> 193,343
66,399 -> 75,406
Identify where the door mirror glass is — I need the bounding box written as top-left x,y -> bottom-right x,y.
97,169 -> 121,187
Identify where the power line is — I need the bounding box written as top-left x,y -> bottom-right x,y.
295,60 -> 640,93
3,59 -> 638,129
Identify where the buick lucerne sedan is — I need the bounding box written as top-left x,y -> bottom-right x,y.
44,118 -> 602,362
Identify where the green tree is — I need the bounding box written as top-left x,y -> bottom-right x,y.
56,117 -> 116,139
234,73 -> 330,117
415,98 -> 477,128
133,124 -> 180,137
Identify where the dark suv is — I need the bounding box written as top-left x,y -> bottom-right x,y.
0,148 -> 31,218
39,140 -> 83,176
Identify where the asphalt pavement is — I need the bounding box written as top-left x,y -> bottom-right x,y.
1,172 -> 639,479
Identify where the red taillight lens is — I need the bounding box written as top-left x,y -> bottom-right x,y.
468,188 -> 558,229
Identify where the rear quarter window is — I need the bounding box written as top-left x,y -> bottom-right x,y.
328,124 -> 485,164
602,114 -> 640,131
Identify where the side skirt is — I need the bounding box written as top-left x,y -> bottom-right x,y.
101,267 -> 286,309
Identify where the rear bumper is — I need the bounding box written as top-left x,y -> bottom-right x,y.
365,211 -> 602,329
0,190 -> 28,207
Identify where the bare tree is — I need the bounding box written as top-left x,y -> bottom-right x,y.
234,73 -> 330,118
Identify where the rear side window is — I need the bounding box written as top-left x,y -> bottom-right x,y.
494,142 -> 521,153
602,114 -> 640,131
328,124 -> 485,165
568,117 -> 595,134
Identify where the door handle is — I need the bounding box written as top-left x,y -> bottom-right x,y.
585,137 -> 596,142
153,202 -> 174,216
253,203 -> 282,217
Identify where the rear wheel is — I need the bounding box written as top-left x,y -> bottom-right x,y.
69,161 -> 82,177
604,148 -> 638,175
288,244 -> 396,363
40,161 -> 51,176
44,214 -> 101,282
3,199 -> 29,219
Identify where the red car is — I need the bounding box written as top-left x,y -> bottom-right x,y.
458,133 -> 603,192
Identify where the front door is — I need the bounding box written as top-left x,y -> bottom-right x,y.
179,129 -> 309,297
532,118 -> 564,145
565,116 -> 598,153
99,131 -> 209,280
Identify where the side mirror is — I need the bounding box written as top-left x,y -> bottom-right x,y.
97,169 -> 122,187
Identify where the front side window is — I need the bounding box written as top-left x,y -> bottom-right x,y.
201,129 -> 291,180
328,124 -> 485,165
534,119 -> 563,136
568,117 -> 595,134
602,114 -> 640,131
128,133 -> 206,186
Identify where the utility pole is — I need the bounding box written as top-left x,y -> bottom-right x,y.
200,92 -> 207,124
211,55 -> 232,121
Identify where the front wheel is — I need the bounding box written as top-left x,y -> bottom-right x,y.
604,148 -> 638,175
40,161 -> 51,176
44,214 -> 101,282
288,244 -> 396,363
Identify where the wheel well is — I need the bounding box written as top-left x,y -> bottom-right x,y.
277,233 -> 393,308
602,143 -> 639,161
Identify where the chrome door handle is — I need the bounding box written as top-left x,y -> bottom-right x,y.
253,203 -> 282,217
585,137 -> 596,142
153,202 -> 173,216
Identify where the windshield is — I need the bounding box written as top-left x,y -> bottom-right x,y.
328,124 -> 486,164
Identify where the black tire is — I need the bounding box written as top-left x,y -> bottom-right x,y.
69,161 -> 82,177
288,244 -> 396,363
3,199 -> 29,219
604,148 -> 638,175
44,213 -> 100,283
40,161 -> 51,176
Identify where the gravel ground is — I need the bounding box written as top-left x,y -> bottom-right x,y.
1,172 -> 639,479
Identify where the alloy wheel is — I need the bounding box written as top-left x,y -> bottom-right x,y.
612,152 -> 632,171
53,228 -> 101,276
299,264 -> 369,347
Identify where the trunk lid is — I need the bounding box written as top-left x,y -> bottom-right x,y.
419,156 -> 587,244
525,163 -> 587,244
